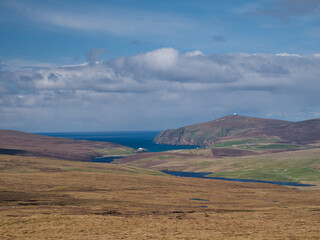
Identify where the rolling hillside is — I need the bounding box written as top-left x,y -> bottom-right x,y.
154,115 -> 320,148
0,129 -> 133,161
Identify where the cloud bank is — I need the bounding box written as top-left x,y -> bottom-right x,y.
1,48 -> 320,131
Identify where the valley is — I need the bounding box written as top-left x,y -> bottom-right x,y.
0,124 -> 319,239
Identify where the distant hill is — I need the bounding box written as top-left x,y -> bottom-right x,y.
154,115 -> 320,148
0,129 -> 131,161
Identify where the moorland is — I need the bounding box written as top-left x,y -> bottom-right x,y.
0,126 -> 319,239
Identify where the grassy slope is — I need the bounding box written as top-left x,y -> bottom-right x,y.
97,147 -> 135,156
0,129 -> 134,161
203,149 -> 320,184
0,154 -> 320,239
117,148 -> 320,187
212,136 -> 304,151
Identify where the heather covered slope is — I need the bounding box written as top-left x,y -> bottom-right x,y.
1,153 -> 320,239
154,115 -> 320,147
0,129 -> 133,161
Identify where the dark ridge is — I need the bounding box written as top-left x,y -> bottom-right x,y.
211,148 -> 260,158
0,148 -> 27,155
0,129 -> 128,161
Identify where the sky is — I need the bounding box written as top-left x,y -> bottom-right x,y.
1,0 -> 320,132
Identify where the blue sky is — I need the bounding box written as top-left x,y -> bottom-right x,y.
1,0 -> 320,132
2,0 -> 320,62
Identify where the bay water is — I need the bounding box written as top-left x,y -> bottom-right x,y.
38,131 -> 198,152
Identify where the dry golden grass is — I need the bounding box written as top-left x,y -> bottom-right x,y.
0,154 -> 320,239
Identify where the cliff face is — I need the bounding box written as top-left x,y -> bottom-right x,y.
153,115 -> 320,147
154,128 -> 215,147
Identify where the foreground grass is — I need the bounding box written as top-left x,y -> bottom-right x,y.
0,154 -> 320,239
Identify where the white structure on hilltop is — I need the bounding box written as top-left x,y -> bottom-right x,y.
234,113 -> 237,116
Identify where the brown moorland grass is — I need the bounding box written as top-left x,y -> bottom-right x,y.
0,129 -> 134,161
0,155 -> 320,239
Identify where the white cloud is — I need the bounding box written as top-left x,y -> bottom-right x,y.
132,48 -> 179,70
275,53 -> 301,57
184,50 -> 205,57
1,48 -> 320,131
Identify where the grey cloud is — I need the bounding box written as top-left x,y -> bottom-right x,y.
1,48 -> 320,131
48,73 -> 59,82
85,48 -> 108,65
32,73 -> 43,80
19,75 -> 33,82
2,49 -> 320,95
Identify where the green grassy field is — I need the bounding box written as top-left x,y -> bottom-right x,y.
213,136 -> 279,147
202,149 -> 320,185
97,147 -> 136,156
118,148 -> 320,187
212,136 -> 304,151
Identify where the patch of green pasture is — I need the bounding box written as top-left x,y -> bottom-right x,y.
125,155 -> 182,167
213,136 -> 280,148
281,167 -> 320,181
97,147 -> 135,156
155,156 -> 179,160
207,167 -> 319,183
198,161 -> 214,167
207,171 -> 294,182
257,144 -> 300,149
202,153 -> 320,184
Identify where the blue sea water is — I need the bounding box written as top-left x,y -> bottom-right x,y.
38,131 -> 198,152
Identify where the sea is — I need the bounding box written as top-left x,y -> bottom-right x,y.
38,131 -> 198,152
